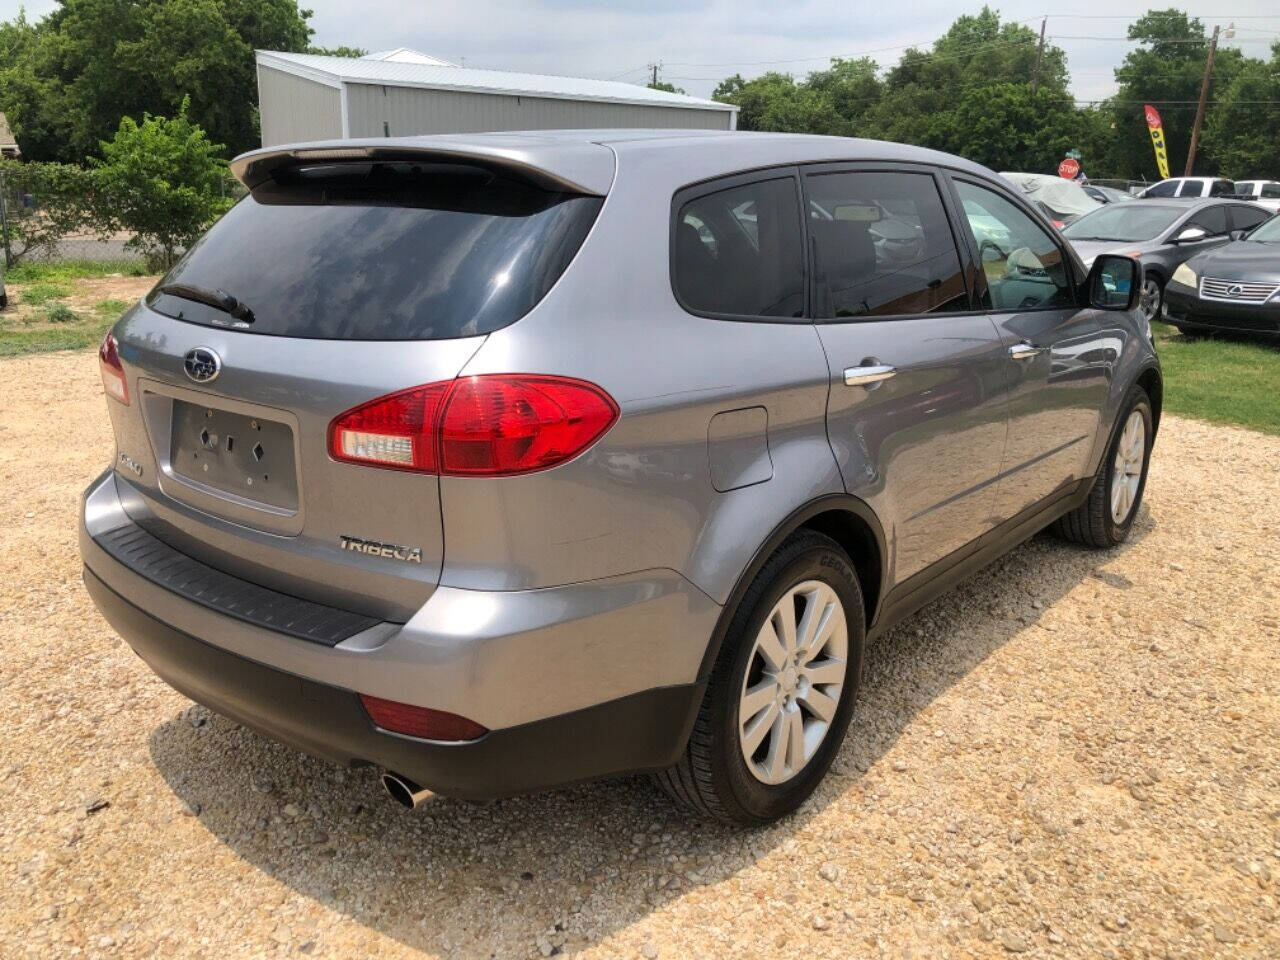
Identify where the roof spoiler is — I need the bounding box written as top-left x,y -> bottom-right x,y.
229,138 -> 615,196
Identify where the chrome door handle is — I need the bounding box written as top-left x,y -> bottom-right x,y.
844,364 -> 897,387
1008,341 -> 1044,361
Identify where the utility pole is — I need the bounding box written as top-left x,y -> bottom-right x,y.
1031,18 -> 1046,95
1184,24 -> 1219,176
649,62 -> 659,87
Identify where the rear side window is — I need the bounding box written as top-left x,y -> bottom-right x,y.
148,162 -> 604,340
805,170 -> 968,318
1263,183 -> 1280,199
1188,205 -> 1228,237
1230,204 -> 1271,232
1175,180 -> 1203,197
1210,179 -> 1236,197
673,177 -> 805,319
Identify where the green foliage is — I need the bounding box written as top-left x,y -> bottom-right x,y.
90,98 -> 234,269
307,45 -> 366,57
44,302 -> 78,323
4,258 -> 148,283
94,298 -> 130,316
1201,43 -> 1280,178
0,317 -> 113,356
0,0 -> 314,162
20,281 -> 73,305
0,158 -> 98,266
647,80 -> 686,95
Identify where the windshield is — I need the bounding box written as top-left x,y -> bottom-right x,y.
1247,216 -> 1280,243
149,161 -> 603,340
1063,204 -> 1182,242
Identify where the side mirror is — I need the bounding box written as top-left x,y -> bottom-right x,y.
1173,226 -> 1207,244
1087,254 -> 1140,311
1229,229 -> 1247,241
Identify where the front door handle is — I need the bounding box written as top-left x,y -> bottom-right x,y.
1008,341 -> 1044,361
844,364 -> 897,387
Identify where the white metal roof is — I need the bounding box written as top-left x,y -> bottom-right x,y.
256,50 -> 737,114
360,47 -> 458,67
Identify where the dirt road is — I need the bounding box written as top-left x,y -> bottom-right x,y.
1,350 -> 1276,959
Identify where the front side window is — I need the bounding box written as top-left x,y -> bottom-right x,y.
1144,180 -> 1178,198
1187,205 -> 1228,237
954,180 -> 1073,312
1175,180 -> 1204,197
673,177 -> 804,318
805,170 -> 968,318
1262,183 -> 1280,199
1210,180 -> 1236,197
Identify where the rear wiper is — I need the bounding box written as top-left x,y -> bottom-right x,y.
157,283 -> 255,324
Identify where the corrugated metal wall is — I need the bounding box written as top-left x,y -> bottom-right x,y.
257,66 -> 343,146
344,83 -> 733,137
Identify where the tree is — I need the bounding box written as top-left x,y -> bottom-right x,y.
713,72 -> 839,134
0,0 -> 315,163
647,80 -> 686,95
1202,42 -> 1280,177
307,45 -> 367,57
0,158 -> 98,266
91,98 -> 233,268
1098,10 -> 1246,179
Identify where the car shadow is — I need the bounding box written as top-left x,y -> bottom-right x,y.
148,509 -> 1154,958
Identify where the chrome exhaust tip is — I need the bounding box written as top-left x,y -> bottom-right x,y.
381,772 -> 431,809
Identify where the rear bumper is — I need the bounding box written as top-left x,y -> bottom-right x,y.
80,470 -> 717,797
1164,284 -> 1280,337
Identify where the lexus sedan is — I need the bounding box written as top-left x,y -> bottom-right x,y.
1165,213 -> 1280,339
1063,197 -> 1273,326
81,131 -> 1160,824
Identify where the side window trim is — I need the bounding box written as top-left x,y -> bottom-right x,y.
942,172 -> 1081,312
669,166 -> 810,323
797,162 -> 979,324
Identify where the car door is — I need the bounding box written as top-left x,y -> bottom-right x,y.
947,176 -> 1114,519
807,164 -> 1010,585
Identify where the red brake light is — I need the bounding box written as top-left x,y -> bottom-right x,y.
329,374 -> 618,477
360,694 -> 487,741
98,332 -> 129,405
440,375 -> 619,476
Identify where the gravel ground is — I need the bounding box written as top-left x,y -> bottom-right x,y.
2,350 -> 1277,960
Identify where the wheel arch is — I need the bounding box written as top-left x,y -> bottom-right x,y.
695,494 -> 887,681
1136,364 -> 1163,436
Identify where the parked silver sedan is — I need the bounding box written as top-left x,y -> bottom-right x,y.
1063,198 -> 1274,325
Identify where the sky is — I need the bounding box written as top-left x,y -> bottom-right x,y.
4,1 -> 1280,103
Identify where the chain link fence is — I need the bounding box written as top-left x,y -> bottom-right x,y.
1,165 -> 244,271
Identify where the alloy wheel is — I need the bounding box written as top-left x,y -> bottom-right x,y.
1110,409 -> 1145,524
738,580 -> 848,785
1138,278 -> 1162,323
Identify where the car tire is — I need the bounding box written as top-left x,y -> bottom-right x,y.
655,530 -> 865,824
1138,274 -> 1164,326
1053,385 -> 1153,549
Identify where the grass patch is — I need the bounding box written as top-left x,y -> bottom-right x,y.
95,298 -> 131,317
44,303 -> 79,324
0,317 -> 113,357
4,258 -> 149,283
1152,322 -> 1280,436
20,281 -> 73,305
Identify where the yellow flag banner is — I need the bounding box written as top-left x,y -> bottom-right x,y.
1144,104 -> 1170,180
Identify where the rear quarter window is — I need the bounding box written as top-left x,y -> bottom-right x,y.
672,176 -> 805,319
148,161 -> 604,340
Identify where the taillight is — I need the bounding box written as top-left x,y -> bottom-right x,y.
99,332 -> 129,405
329,374 -> 619,477
360,694 -> 487,741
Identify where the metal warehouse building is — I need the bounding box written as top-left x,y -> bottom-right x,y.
255,47 -> 738,147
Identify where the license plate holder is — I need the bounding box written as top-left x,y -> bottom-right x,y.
169,400 -> 298,511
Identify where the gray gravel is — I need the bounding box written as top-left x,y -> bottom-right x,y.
1,350 -> 1277,959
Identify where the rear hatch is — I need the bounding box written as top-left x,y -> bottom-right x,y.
104,152 -> 604,621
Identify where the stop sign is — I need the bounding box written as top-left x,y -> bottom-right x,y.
1058,157 -> 1080,179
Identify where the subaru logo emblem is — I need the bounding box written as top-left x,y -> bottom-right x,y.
1226,284 -> 1244,297
183,347 -> 221,383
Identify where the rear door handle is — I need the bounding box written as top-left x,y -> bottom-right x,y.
1007,341 -> 1044,361
844,364 -> 897,387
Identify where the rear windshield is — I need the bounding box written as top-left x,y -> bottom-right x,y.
148,161 -> 604,340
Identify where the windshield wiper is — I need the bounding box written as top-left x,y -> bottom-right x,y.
157,283 -> 255,324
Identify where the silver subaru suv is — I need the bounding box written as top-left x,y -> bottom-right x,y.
81,131 -> 1160,824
